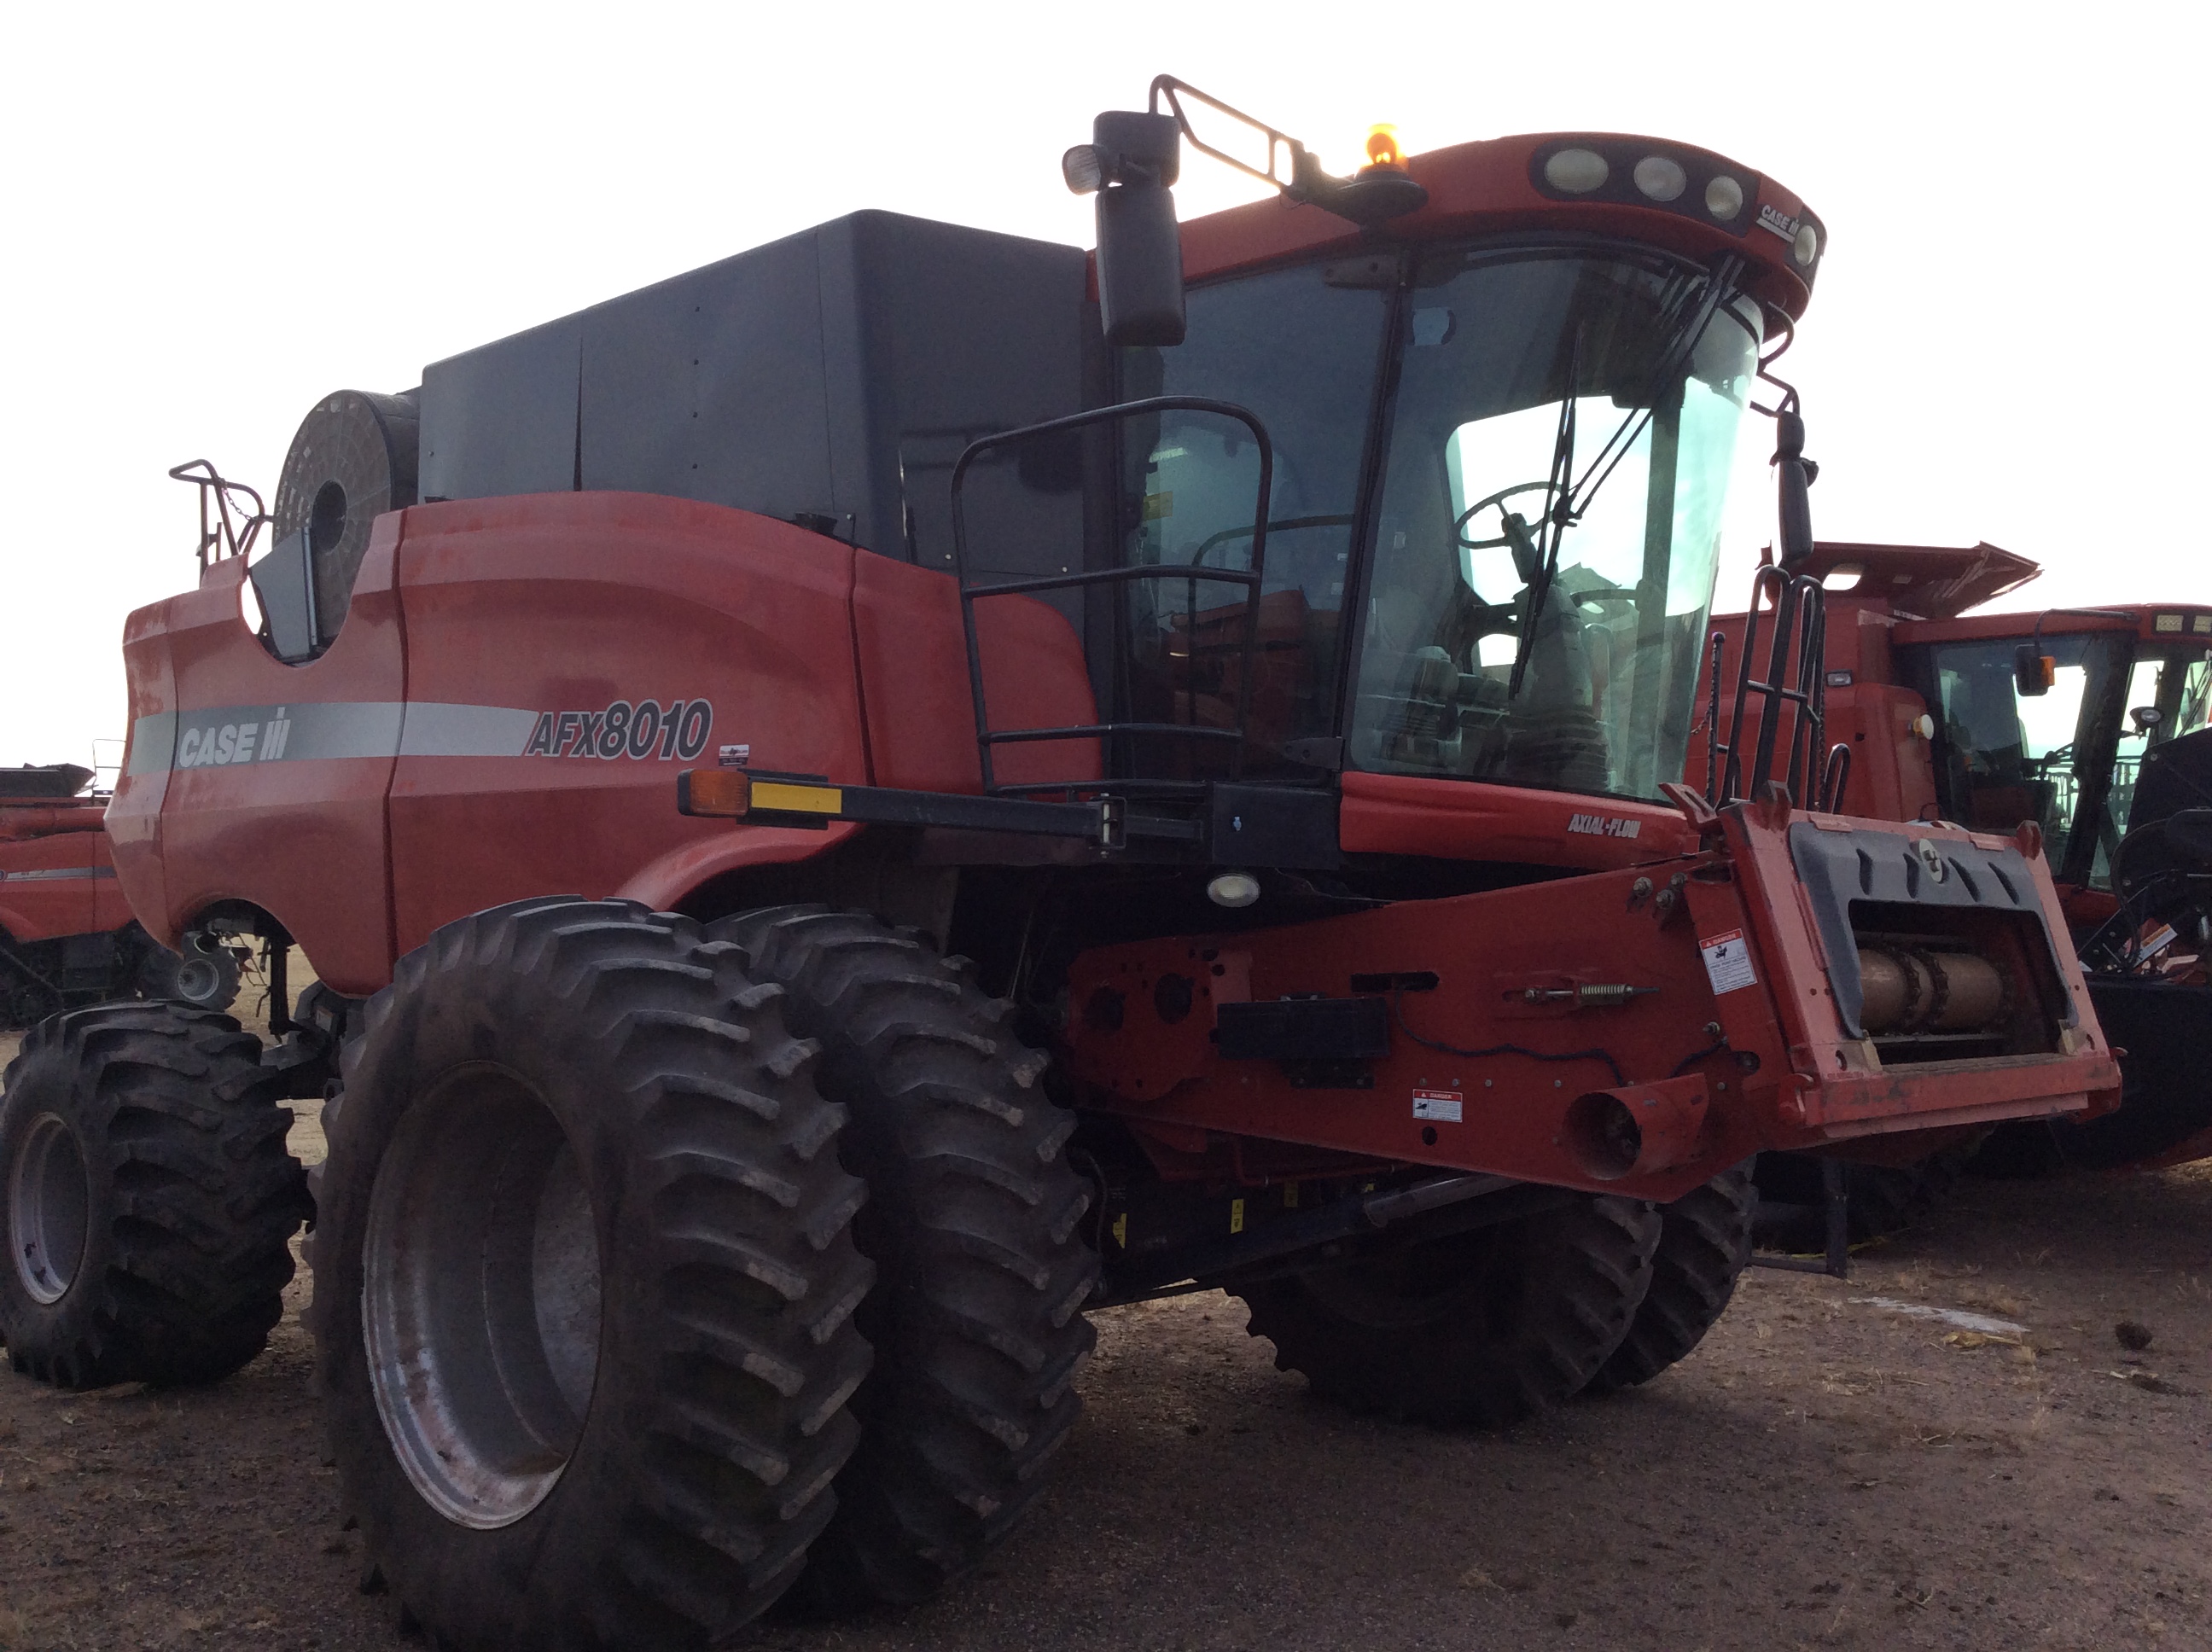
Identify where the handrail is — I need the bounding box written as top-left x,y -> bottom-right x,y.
169,460 -> 270,572
1714,565 -> 1842,810
950,396 -> 1275,797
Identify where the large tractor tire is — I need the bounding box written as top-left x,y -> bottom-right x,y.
1586,1167 -> 1753,1393
1236,1194 -> 1659,1428
0,1002 -> 306,1388
710,906 -> 1099,1614
307,898 -> 875,1649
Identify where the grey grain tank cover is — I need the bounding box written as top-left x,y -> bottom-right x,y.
416,211 -> 1091,567
1786,821 -> 2072,1039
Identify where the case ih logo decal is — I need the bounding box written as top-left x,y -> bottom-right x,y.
1755,203 -> 1800,242
522,700 -> 713,761
1567,812 -> 1642,840
175,705 -> 325,768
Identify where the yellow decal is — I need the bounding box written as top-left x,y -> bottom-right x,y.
1229,1197 -> 1245,1235
750,781 -> 844,815
1111,1213 -> 1128,1249
1142,490 -> 1175,521
1283,1182 -> 1299,1209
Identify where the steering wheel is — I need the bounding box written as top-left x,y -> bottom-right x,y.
1456,480 -> 1563,550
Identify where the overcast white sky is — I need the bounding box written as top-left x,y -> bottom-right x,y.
3,2 -> 2202,767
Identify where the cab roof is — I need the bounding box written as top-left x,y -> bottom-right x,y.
1177,131 -> 1824,326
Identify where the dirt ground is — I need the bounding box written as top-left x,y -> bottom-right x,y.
3,1009 -> 2209,1650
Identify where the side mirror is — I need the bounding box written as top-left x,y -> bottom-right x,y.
2013,644 -> 2055,698
2132,705 -> 2165,736
1064,111 -> 1185,348
1772,409 -> 1816,571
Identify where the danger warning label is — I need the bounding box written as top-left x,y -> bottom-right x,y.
1699,930 -> 1758,995
1412,1089 -> 1464,1123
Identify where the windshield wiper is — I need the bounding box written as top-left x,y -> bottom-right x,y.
1504,253 -> 1747,701
1505,330 -> 1580,698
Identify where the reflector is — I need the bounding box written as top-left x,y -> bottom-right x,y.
677,770 -> 752,817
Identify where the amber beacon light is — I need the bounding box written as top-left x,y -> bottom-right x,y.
1363,124 -> 1407,172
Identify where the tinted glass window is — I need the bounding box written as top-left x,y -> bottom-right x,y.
1120,266 -> 1390,765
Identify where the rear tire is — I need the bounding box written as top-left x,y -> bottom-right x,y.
307,898 -> 875,1649
1586,1167 -> 1752,1393
1236,1194 -> 1659,1428
711,905 -> 1099,1614
135,932 -> 242,1014
0,1002 -> 306,1388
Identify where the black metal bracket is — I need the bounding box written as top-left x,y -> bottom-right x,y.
1103,1172 -> 1518,1302
680,770 -> 1348,867
1749,1156 -> 1851,1279
1146,75 -> 1429,227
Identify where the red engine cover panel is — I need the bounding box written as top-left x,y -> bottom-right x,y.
0,823 -> 125,945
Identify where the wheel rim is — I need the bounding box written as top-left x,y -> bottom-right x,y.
172,954 -> 223,1004
363,1067 -> 602,1529
9,1113 -> 91,1305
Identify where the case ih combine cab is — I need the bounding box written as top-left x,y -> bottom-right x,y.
1701,539 -> 2212,1183
0,761 -> 243,1027
2,80 -> 2120,1647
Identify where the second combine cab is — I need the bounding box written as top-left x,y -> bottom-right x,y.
1704,538 -> 2212,1185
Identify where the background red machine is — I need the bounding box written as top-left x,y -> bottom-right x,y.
1,762 -> 242,1026
1699,540 -> 2210,1180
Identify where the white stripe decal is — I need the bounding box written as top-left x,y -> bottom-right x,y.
133,701 -> 547,771
0,866 -> 117,882
399,703 -> 544,758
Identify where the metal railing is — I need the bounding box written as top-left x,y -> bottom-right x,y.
1708,564 -> 1850,811
170,460 -> 269,571
949,397 -> 1274,798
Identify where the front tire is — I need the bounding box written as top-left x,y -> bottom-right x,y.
712,906 -> 1100,1614
0,1002 -> 306,1388
308,898 -> 876,1649
1586,1167 -> 1752,1393
1235,1194 -> 1659,1428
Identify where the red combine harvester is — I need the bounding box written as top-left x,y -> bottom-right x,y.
1,761 -> 243,1027
1700,539 -> 2212,1188
2,80 -> 2120,1647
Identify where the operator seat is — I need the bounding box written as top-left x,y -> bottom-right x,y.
1503,583 -> 1610,793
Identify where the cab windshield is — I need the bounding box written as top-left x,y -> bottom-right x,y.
1930,634 -> 2212,888
1352,251 -> 1761,800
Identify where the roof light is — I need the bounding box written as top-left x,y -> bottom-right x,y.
2195,615 -> 2211,634
2157,614 -> 2185,633
1704,174 -> 1744,220
1633,155 -> 1686,201
1793,224 -> 1819,266
1544,148 -> 1609,194
1364,124 -> 1407,172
